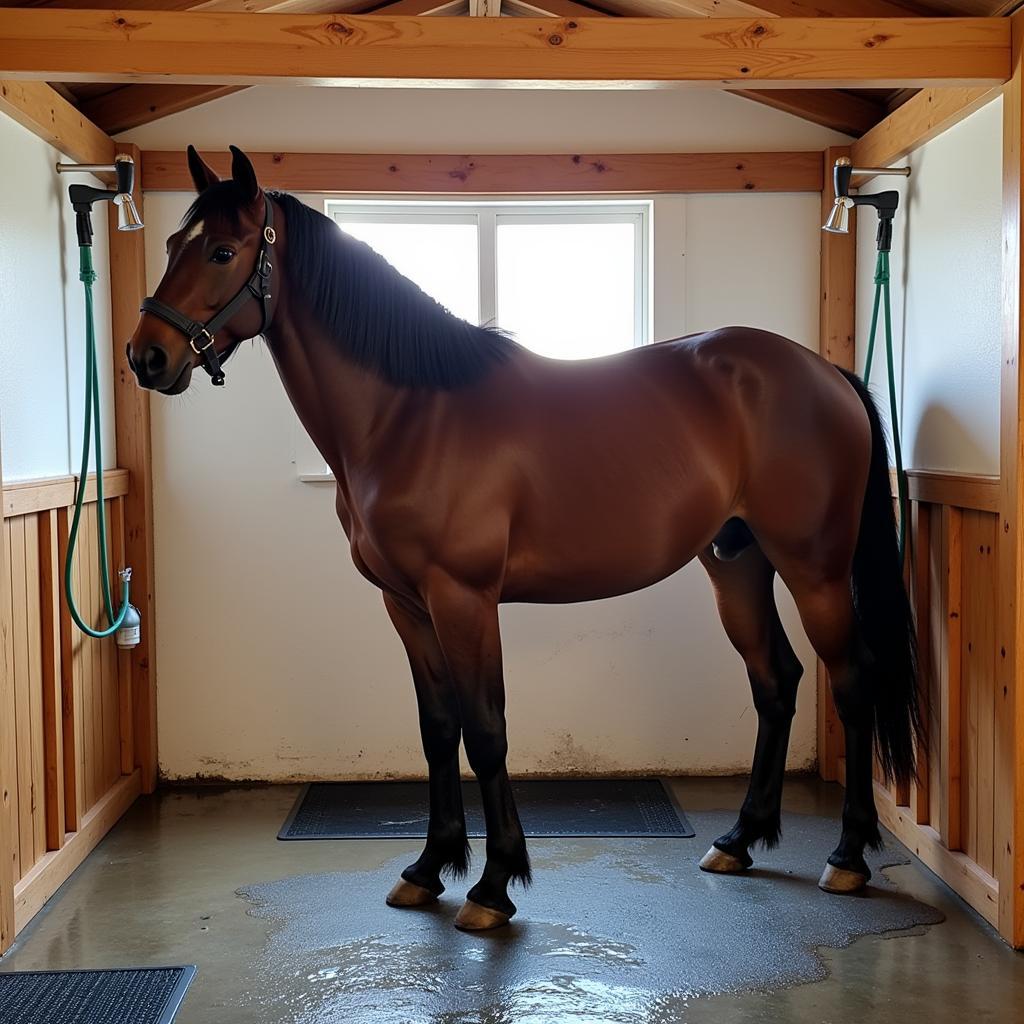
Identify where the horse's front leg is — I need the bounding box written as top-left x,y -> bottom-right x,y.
383,594 -> 470,909
427,580 -> 529,931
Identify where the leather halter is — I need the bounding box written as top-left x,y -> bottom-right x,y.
140,196 -> 276,386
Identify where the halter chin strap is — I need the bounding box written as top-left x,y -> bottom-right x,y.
140,196 -> 276,386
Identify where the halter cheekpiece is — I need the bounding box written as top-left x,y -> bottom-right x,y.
140,196 -> 276,386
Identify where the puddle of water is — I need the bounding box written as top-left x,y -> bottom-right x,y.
236,811 -> 943,1024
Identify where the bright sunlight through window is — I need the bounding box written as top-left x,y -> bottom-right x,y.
326,201 -> 649,359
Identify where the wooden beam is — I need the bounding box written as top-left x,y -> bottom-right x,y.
106,145 -> 158,796
733,88 -> 885,138
142,148 -> 823,193
816,142 -> 854,784
851,86 -> 998,179
999,7 -> 1024,951
512,0 -> 885,137
0,14 -> 1009,89
0,425 -> 13,956
78,0 -> 462,134
0,79 -> 113,166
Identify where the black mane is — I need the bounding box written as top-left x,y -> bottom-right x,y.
182,184 -> 519,389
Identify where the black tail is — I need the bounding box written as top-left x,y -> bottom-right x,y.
838,368 -> 922,787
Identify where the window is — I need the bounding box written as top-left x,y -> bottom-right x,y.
325,200 -> 650,359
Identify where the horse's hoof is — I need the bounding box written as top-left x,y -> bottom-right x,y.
698,846 -> 748,874
818,863 -> 868,894
454,900 -> 511,931
386,878 -> 438,908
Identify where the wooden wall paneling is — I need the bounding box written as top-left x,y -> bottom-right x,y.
86,512 -> 103,812
911,500 -> 931,826
940,505 -> 963,851
99,503 -> 119,792
38,509 -> 64,852
112,497 -> 133,776
22,513 -> 45,865
73,510 -> 92,816
927,506 -> 944,831
962,512 -> 981,864
976,514 -> 997,877
56,507 -> 81,834
9,517 -> 34,876
0,443 -> 14,953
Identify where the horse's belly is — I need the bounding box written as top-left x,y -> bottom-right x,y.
500,519 -> 710,604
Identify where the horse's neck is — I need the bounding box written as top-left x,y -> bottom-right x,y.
266,305 -> 401,481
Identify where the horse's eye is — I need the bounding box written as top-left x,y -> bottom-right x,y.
211,247 -> 236,264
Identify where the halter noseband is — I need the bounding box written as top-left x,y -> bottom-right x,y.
140,196 -> 276,386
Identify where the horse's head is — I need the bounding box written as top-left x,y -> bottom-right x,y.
128,145 -> 276,394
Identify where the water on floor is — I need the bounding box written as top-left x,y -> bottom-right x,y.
2,779 -> 1021,1024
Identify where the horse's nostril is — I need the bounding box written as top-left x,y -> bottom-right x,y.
143,345 -> 169,375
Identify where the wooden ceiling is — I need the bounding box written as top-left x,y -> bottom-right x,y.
2,0 -> 1019,138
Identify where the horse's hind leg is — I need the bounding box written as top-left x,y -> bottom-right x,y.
783,575 -> 879,893
383,594 -> 470,909
698,541 -> 804,874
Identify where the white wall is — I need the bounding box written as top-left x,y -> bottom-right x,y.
0,112 -> 116,482
855,97 -> 1002,476
126,88 -> 842,781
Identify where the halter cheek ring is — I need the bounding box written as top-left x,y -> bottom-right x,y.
140,197 -> 276,387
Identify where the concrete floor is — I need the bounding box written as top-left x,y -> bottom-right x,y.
2,777 -> 1022,1023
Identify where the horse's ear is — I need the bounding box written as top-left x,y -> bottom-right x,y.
186,145 -> 220,194
229,145 -> 260,202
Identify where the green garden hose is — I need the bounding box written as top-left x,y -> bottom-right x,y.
862,248 -> 908,563
65,244 -> 133,639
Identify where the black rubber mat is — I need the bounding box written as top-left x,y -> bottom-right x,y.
279,778 -> 694,839
0,966 -> 196,1024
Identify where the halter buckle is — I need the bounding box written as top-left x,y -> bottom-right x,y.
190,329 -> 215,355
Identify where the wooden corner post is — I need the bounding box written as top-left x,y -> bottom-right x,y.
0,427 -> 14,955
1000,11 -> 1024,950
106,143 -> 157,794
817,144 -> 856,783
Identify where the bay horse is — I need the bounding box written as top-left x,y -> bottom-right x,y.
128,146 -> 919,931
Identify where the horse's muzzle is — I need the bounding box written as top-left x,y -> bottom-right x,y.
126,341 -> 192,394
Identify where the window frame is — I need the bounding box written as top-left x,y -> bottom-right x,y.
323,197 -> 652,351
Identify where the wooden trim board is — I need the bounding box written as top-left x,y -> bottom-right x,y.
141,149 -> 823,194
2,471 -> 130,520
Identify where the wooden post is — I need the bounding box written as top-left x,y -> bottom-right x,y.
817,144 -> 856,783
0,428 -> 14,955
106,144 -> 157,794
999,10 -> 1024,950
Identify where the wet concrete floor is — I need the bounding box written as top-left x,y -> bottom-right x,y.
2,777 -> 1021,1023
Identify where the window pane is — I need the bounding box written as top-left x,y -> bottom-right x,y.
496,220 -> 639,359
334,218 -> 480,324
